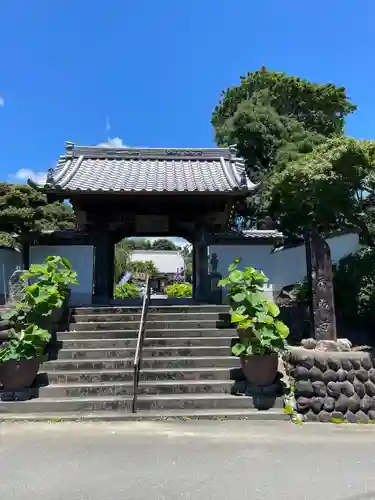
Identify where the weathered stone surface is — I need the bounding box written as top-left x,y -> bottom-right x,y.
308,366 -> 324,381
323,396 -> 336,412
327,357 -> 342,371
305,410 -> 318,422
291,365 -> 310,380
341,358 -> 352,371
335,394 -> 350,413
312,381 -> 326,397
369,368 -> 375,384
355,368 -> 369,383
336,369 -> 347,382
350,358 -> 361,370
316,340 -> 340,352
301,338 -> 316,350
353,379 -> 366,399
327,381 -> 341,398
323,369 -> 338,384
331,411 -> 344,421
311,397 -> 323,414
294,380 -> 314,398
345,410 -> 357,423
298,355 -> 314,370
314,355 -> 328,372
368,410 -> 375,421
360,394 -> 372,413
337,338 -> 352,351
347,393 -> 361,413
346,370 -> 355,383
361,356 -> 373,371
356,410 -> 369,423
318,410 -> 332,422
365,380 -> 375,397
296,397 -> 311,413
340,381 -> 355,397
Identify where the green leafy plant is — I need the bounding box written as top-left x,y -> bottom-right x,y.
165,282 -> 192,298
219,258 -> 289,356
0,325 -> 51,362
113,283 -> 140,300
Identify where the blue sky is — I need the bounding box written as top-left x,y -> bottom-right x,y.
0,0 -> 374,245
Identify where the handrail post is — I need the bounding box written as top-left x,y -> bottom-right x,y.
132,275 -> 151,413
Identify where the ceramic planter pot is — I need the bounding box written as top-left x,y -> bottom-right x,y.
240,353 -> 278,386
0,358 -> 40,391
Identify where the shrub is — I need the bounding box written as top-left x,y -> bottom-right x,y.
165,282 -> 192,298
114,283 -> 140,300
219,259 -> 289,356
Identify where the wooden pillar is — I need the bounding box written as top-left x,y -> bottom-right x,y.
305,230 -> 337,341
194,237 -> 209,303
93,231 -> 115,304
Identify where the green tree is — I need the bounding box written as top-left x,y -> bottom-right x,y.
128,260 -> 157,276
131,238 -> 152,250
151,239 -> 177,251
114,238 -> 133,283
266,137 -> 375,244
0,183 -> 75,247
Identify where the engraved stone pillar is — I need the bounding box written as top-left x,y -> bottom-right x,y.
305,230 -> 337,341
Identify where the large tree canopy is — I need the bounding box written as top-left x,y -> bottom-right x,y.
0,183 -> 75,247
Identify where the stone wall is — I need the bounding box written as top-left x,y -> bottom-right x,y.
288,347 -> 375,423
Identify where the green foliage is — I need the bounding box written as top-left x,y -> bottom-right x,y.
219,258 -> 289,356
267,137 -> 375,242
114,239 -> 133,283
151,239 -> 177,251
128,260 -> 157,276
165,282 -> 193,298
4,256 -> 78,329
113,283 -> 140,300
333,247 -> 375,328
0,183 -> 75,246
0,325 -> 50,362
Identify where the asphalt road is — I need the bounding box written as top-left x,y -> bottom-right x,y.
1,420 -> 375,500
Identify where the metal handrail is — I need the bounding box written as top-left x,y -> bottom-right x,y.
132,275 -> 151,413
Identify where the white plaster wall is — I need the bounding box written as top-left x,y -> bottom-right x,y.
30,245 -> 94,305
210,232 -> 360,299
0,248 -> 22,301
130,250 -> 184,274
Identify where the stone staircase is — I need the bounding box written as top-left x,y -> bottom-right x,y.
0,305 -> 286,421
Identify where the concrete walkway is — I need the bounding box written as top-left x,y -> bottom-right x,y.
0,420 -> 374,499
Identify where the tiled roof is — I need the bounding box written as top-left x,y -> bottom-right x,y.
30,142 -> 257,194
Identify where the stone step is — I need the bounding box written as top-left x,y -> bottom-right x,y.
58,328 -> 236,339
72,312 -> 230,323
37,380 -> 234,397
57,346 -> 233,359
70,320 -> 231,331
59,336 -> 237,349
42,356 -> 239,371
39,367 -> 241,384
0,409 -> 288,422
72,305 -> 229,315
0,394 -> 282,413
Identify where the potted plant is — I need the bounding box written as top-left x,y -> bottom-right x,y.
219,259 -> 290,386
0,324 -> 50,391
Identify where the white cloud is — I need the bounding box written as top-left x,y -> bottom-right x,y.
0,96 -> 4,106
10,168 -> 47,185
97,137 -> 127,148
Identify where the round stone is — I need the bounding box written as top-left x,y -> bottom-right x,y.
299,355 -> 314,370
323,369 -> 338,384
291,365 -> 310,380
353,378 -> 366,398
368,410 -> 375,421
331,411 -> 344,421
323,396 -> 336,412
296,397 -> 311,413
365,380 -> 375,397
318,410 -> 332,423
305,410 -> 318,422
294,380 -> 314,398
341,381 -> 355,397
314,355 -> 328,372
327,357 -> 342,371
336,369 -> 347,382
369,368 -> 375,384
311,397 -> 323,414
371,396 -> 375,410
341,358 -> 352,371
361,356 -> 373,371
355,368 -> 369,383
335,394 -> 350,413
346,370 -> 356,383
347,393 -> 361,413
351,358 -> 361,370
309,366 -> 324,381
356,410 -> 369,423
327,381 -> 341,398
301,338 -> 316,349
360,394 -> 372,413
345,410 -> 357,423
312,381 -> 326,397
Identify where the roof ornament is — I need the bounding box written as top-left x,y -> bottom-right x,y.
65,142 -> 74,158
